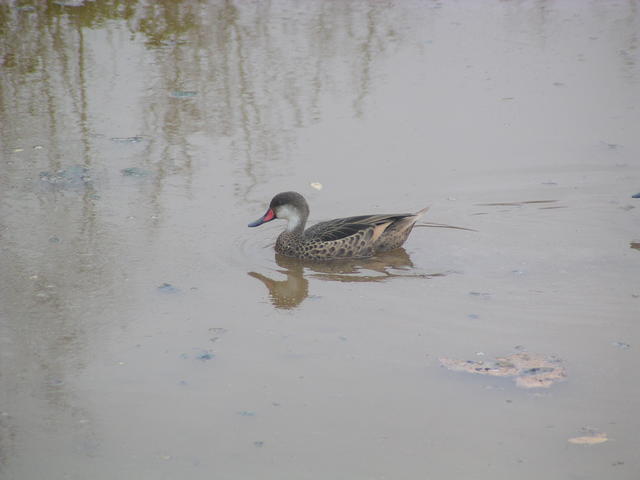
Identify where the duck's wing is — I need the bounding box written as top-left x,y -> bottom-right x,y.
304,214 -> 414,242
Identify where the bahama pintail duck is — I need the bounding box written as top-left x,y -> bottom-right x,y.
248,191 -> 428,260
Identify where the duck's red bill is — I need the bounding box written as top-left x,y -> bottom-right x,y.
248,208 -> 276,227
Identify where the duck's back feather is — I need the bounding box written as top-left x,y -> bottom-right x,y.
304,214 -> 414,242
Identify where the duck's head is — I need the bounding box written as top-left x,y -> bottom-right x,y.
248,191 -> 310,232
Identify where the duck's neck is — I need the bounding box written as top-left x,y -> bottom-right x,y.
279,205 -> 307,235
286,213 -> 306,234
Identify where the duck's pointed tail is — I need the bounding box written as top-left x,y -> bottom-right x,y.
414,207 -> 430,219
375,206 -> 429,252
394,206 -> 429,231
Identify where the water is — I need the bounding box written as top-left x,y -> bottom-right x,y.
1,1 -> 639,479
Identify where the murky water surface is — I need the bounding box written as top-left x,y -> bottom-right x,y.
1,1 -> 639,478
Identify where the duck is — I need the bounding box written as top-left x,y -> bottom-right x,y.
248,191 -> 428,260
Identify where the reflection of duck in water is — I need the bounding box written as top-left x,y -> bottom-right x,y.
248,192 -> 428,260
300,248 -> 436,282
248,259 -> 308,310
249,249 -> 443,309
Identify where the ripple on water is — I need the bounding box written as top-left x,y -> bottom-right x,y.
230,224 -> 279,271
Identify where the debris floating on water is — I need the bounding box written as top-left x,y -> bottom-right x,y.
196,351 -> 214,361
157,283 -> 179,294
111,136 -> 143,144
439,352 -> 567,388
39,165 -> 92,191
171,90 -> 197,98
209,327 -> 228,343
180,349 -> 215,361
468,291 -> 492,300
310,182 -> 323,190
568,432 -> 608,445
236,411 -> 255,417
54,0 -> 88,6
601,141 -> 620,150
121,167 -> 150,177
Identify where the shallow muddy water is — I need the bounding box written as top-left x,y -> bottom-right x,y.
1,1 -> 639,479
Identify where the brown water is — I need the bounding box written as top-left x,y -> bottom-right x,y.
1,1 -> 639,479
